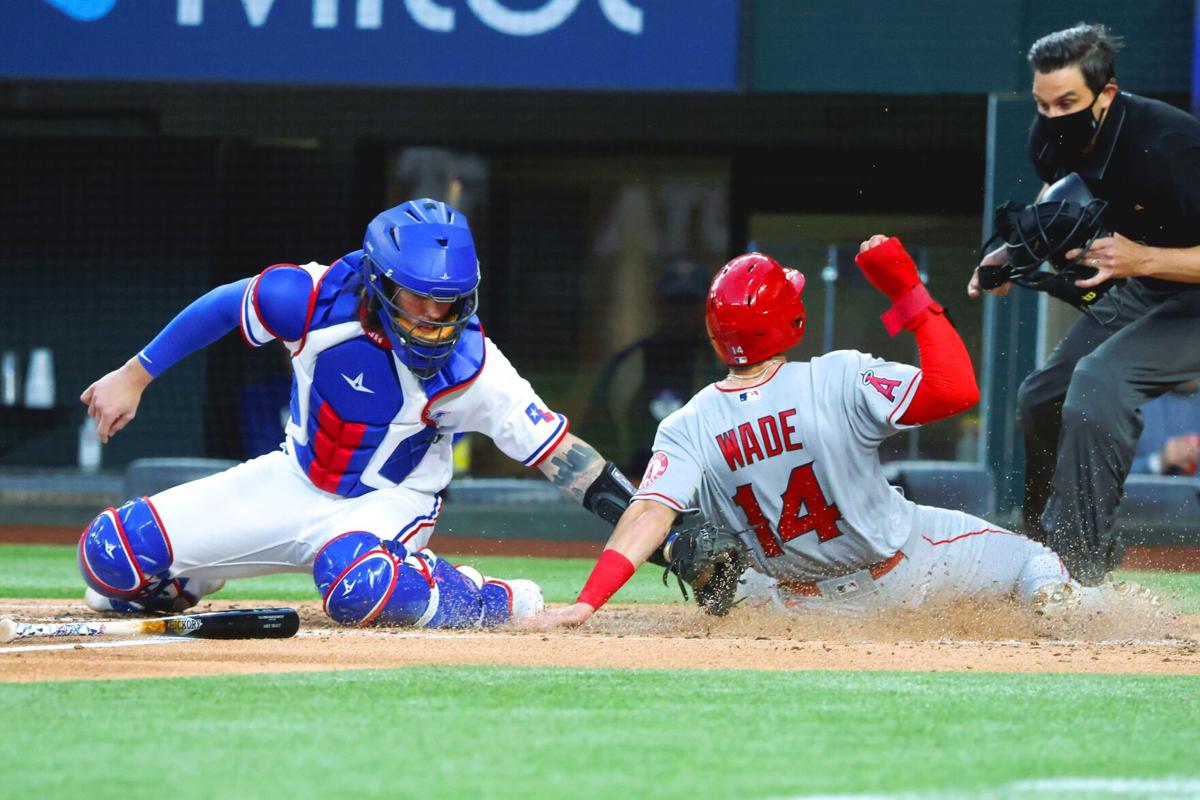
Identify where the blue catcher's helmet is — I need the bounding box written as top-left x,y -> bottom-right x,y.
361,199 -> 480,378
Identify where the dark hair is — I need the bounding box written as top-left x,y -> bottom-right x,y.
1027,23 -> 1123,95
358,283 -> 384,334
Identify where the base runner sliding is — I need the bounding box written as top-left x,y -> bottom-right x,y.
529,235 -> 1132,630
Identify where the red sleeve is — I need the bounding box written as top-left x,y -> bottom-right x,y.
898,309 -> 980,425
575,549 -> 637,610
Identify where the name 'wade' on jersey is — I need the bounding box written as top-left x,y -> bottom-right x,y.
713,408 -> 805,471
564,242 -> 1080,627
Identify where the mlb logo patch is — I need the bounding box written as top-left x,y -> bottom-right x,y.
738,389 -> 760,403
525,403 -> 555,425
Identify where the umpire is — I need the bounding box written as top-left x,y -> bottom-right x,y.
968,23 -> 1200,584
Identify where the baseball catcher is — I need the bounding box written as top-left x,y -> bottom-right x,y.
78,198 -> 653,629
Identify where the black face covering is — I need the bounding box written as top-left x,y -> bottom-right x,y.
1029,92 -> 1105,175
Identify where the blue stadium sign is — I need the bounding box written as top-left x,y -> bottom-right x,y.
2,0 -> 740,90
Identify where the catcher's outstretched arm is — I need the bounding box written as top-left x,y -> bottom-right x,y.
80,278 -> 250,443
536,435 -> 673,568
536,433 -> 606,505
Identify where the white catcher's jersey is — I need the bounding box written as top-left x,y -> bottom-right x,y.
633,353 -> 924,582
240,259 -> 569,499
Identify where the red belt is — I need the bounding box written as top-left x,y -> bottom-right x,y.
779,550 -> 906,597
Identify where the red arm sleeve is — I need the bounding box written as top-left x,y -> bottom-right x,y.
575,549 -> 637,610
898,308 -> 980,425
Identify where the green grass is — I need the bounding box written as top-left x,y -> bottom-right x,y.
1120,569 -> 1200,611
1,667 -> 1197,799
4,543 -> 1198,610
3,545 -> 1198,798
0,544 -> 684,604
2,544 -> 1199,610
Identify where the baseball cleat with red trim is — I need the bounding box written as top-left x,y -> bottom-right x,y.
500,578 -> 545,621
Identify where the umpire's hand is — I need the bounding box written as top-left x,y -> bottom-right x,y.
1068,232 -> 1154,287
967,245 -> 1013,298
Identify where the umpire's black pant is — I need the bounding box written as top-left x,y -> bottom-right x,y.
1017,279 -> 1200,585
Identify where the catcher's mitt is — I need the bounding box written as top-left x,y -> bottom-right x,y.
662,523 -> 750,616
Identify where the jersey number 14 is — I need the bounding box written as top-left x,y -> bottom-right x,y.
732,463 -> 843,557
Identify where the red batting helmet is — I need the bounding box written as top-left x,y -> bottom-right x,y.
705,253 -> 806,366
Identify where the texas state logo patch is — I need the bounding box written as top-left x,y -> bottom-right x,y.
524,403 -> 555,425
639,452 -> 670,490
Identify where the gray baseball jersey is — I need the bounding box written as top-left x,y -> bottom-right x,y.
633,352 -> 923,581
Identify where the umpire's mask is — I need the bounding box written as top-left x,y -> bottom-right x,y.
982,173 -> 1115,310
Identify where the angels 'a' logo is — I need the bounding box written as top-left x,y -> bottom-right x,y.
639,452 -> 669,490
861,369 -> 902,402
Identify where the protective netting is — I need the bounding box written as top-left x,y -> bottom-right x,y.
0,141 -> 983,478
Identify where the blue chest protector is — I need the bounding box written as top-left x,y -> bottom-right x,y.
264,254 -> 484,498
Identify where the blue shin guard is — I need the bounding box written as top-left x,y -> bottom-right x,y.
313,532 -> 509,628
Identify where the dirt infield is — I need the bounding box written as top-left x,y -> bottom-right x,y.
1,597 -> 1196,683
5,525 -> 1199,683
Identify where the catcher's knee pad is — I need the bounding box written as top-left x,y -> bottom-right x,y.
314,532 -> 434,626
78,497 -> 173,600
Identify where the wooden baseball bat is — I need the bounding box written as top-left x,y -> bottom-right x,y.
0,607 -> 299,644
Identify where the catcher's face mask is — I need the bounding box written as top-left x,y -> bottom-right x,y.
981,172 -> 1114,309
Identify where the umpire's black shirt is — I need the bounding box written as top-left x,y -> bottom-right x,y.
1029,91 -> 1200,292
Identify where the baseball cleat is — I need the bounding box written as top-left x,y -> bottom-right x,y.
84,587 -> 149,614
1029,582 -> 1080,617
84,578 -> 226,614
1107,579 -> 1163,604
1102,578 -> 1173,619
502,579 -> 545,621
